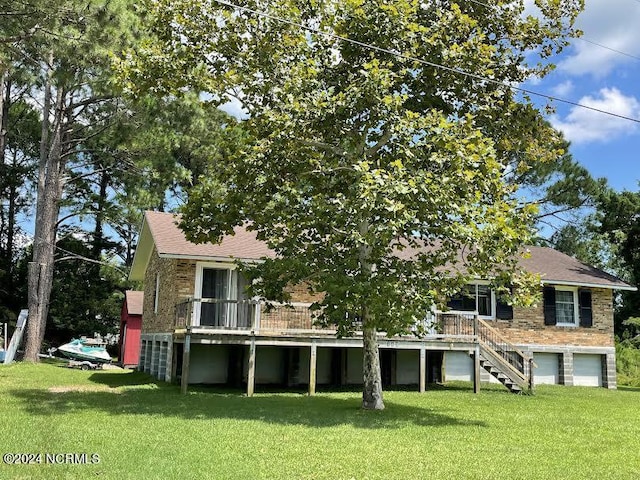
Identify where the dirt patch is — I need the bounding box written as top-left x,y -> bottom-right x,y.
48,385 -> 122,394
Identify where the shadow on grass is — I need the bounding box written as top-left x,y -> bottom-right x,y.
617,385 -> 640,393
88,370 -> 162,388
7,371 -> 487,430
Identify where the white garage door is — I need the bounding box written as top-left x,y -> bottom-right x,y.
444,351 -> 472,382
573,354 -> 603,387
533,353 -> 559,385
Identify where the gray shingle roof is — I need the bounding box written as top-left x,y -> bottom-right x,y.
139,211 -> 635,290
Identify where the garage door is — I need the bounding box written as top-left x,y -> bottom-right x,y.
444,351 -> 472,382
533,353 -> 559,385
573,354 -> 603,387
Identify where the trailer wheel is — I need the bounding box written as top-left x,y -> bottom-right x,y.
81,363 -> 90,371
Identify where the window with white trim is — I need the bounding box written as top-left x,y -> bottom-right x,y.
448,284 -> 495,318
543,286 -> 587,327
555,289 -> 577,325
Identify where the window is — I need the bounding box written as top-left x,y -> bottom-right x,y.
153,273 -> 160,314
555,289 -> 577,325
448,284 -> 494,318
477,285 -> 492,317
543,286 -> 592,327
194,262 -> 250,328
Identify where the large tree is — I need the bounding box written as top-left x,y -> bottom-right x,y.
15,0 -> 140,361
598,188 -> 640,334
124,0 -> 582,409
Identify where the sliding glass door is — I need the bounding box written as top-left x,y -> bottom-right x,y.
200,268 -> 233,327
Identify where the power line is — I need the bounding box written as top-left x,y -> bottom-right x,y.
210,0 -> 640,124
577,38 -> 640,61
467,0 -> 640,62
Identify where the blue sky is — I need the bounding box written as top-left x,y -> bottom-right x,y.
524,0 -> 640,192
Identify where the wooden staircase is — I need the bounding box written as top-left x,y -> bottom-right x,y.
475,319 -> 535,394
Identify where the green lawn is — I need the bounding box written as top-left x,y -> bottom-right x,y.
1,362 -> 640,479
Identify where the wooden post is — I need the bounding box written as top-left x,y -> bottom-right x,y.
419,346 -> 426,393
341,348 -> 348,385
473,346 -> 481,394
247,337 -> 256,397
253,301 -> 261,333
528,357 -> 535,393
170,342 -> 179,384
309,341 -> 317,396
180,333 -> 191,394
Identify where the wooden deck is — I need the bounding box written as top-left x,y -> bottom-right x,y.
170,298 -> 533,395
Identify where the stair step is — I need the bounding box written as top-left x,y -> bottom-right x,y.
475,351 -> 531,395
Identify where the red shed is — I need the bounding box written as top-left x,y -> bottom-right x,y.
119,290 -> 144,368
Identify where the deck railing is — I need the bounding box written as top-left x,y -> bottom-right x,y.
417,311 -> 477,337
175,299 -> 479,341
175,299 -> 318,332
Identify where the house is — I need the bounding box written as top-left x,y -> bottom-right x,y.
119,290 -> 144,368
129,211 -> 636,394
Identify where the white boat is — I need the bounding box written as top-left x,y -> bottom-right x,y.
57,338 -> 111,364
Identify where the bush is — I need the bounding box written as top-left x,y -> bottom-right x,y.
616,340 -> 640,387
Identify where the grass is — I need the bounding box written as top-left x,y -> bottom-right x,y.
1,361 -> 640,479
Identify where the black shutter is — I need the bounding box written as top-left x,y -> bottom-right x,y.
543,286 -> 556,325
496,299 -> 513,320
579,289 -> 593,328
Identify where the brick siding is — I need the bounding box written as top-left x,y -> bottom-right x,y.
141,250 -> 197,333
491,287 -> 614,348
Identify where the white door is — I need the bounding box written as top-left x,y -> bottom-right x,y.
200,268 -> 235,327
444,351 -> 473,382
573,354 -> 603,387
533,353 -> 559,385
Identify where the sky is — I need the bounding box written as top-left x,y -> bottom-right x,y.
523,0 -> 640,192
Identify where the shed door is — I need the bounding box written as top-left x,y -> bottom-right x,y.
533,353 -> 559,385
573,354 -> 603,387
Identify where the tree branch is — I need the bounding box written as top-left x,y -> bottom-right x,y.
298,138 -> 346,157
365,129 -> 393,160
55,249 -> 126,275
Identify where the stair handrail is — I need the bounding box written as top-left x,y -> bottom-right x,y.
476,318 -> 536,381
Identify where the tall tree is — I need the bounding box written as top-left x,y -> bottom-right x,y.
123,0 -> 582,409
598,188 -> 640,334
18,0 -> 140,361
0,91 -> 40,324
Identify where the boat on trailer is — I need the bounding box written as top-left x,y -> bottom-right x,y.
57,338 -> 111,364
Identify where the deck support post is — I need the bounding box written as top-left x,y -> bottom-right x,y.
309,341 -> 317,396
473,346 -> 481,394
180,332 -> 191,394
419,345 -> 426,393
247,337 -> 256,397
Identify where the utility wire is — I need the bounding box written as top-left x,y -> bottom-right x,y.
577,38 -> 640,61
211,0 -> 640,124
468,0 -> 640,62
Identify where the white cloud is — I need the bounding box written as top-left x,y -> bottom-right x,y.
558,0 -> 640,77
219,95 -> 250,120
551,80 -> 574,97
550,88 -> 640,144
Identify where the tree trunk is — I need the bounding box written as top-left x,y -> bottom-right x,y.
24,55 -> 66,361
0,70 -> 8,163
92,168 -> 109,259
0,72 -> 10,272
362,323 -> 385,410
359,219 -> 385,410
